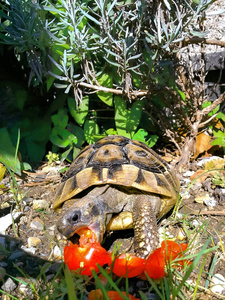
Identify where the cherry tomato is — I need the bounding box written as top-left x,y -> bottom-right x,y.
76,227 -> 97,246
112,253 -> 145,278
89,289 -> 140,300
64,242 -> 111,276
161,240 -> 188,261
144,248 -> 165,279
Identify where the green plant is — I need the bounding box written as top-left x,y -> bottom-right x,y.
0,0 -> 50,86
1,0 -> 224,165
211,111 -> 225,152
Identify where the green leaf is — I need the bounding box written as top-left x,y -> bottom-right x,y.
67,123 -> 85,148
132,72 -> 142,88
128,100 -> 145,135
84,120 -> 100,144
106,128 -> 117,135
0,128 -> 22,175
50,128 -> 77,148
24,120 -> 51,163
51,109 -> 69,129
114,96 -> 130,138
61,147 -> 73,162
211,137 -> 225,147
68,96 -> 89,125
132,129 -> 158,147
216,111 -> 225,122
213,130 -> 225,138
96,73 -> 113,106
15,88 -> 28,111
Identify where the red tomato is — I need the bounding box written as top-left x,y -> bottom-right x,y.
64,242 -> 111,276
76,227 -> 97,246
89,289 -> 140,300
144,248 -> 165,279
161,240 -> 188,262
112,253 -> 145,278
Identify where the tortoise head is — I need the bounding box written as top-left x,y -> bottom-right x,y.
56,192 -> 112,243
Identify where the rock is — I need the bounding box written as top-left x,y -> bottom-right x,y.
0,212 -> 23,235
203,197 -> 217,207
8,251 -> 24,261
183,170 -> 195,177
28,237 -> 41,247
0,267 -> 6,281
0,262 -> 8,268
210,273 -> 225,294
51,245 -> 63,260
22,197 -> 33,204
197,156 -> 224,167
48,262 -> 61,274
192,220 -> 203,227
19,283 -> 34,298
9,240 -> 18,251
32,199 -> 49,210
0,236 -> 6,248
21,245 -> 36,255
30,217 -> 44,230
1,277 -> 17,293
176,229 -> 186,241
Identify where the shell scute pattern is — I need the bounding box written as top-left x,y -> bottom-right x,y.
53,136 -> 179,210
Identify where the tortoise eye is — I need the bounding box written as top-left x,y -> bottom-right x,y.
70,211 -> 80,223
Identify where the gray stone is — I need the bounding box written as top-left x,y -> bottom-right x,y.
0,212 -> 23,235
210,274 -> 225,294
30,217 -> 44,230
21,245 -> 36,255
32,199 -> 49,210
1,277 -> 17,293
8,251 -> 24,261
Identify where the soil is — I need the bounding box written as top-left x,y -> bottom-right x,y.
0,156 -> 225,300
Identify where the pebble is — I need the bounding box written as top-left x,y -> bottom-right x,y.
0,212 -> 23,235
19,283 -> 34,298
30,217 -> 44,230
190,182 -> 202,191
0,262 -> 8,268
197,156 -> 224,167
210,273 -> 225,294
9,240 -> 18,251
1,277 -> 17,293
22,197 -> 33,204
8,251 -> 24,261
51,245 -> 63,260
203,197 -> 217,207
21,245 -> 36,255
192,220 -> 203,227
195,193 -> 210,204
32,199 -> 49,210
0,236 -> 6,248
28,237 -> 41,247
183,170 -> 195,177
0,267 -> 6,281
176,228 -> 186,241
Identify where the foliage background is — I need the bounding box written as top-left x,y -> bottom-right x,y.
0,0 -> 224,174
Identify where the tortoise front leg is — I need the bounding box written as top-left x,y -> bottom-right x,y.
132,195 -> 160,259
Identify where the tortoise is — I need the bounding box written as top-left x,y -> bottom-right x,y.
53,135 -> 180,258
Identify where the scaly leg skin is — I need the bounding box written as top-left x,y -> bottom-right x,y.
132,195 -> 160,259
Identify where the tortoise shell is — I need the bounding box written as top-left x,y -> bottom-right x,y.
53,135 -> 179,216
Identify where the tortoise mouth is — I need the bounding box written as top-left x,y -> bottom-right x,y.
69,232 -> 80,244
68,227 -> 98,245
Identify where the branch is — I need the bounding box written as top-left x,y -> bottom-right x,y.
201,91 -> 225,115
76,81 -> 149,98
182,37 -> 225,48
